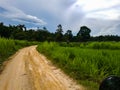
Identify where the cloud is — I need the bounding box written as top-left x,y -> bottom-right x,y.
97,23 -> 120,36
75,0 -> 120,12
0,2 -> 46,25
65,0 -> 120,36
0,7 -> 7,13
12,15 -> 46,25
70,0 -> 120,20
86,8 -> 120,20
0,0 -> 120,36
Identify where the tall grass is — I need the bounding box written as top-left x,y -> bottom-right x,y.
59,42 -> 120,50
0,38 -> 38,71
0,38 -> 15,57
37,41 -> 120,90
86,42 -> 120,49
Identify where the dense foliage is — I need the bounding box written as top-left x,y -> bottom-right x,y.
37,42 -> 120,89
0,22 -> 120,42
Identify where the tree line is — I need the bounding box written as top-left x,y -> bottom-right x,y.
0,22 -> 120,42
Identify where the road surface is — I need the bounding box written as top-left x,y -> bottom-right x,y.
0,46 -> 85,90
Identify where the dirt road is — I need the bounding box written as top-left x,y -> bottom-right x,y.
0,46 -> 85,90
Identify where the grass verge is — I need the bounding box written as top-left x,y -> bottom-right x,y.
0,37 -> 38,72
37,41 -> 120,90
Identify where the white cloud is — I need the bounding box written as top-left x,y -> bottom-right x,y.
65,0 -> 120,36
86,9 -> 120,20
70,0 -> 120,20
97,23 -> 120,36
75,0 -> 120,12
0,1 -> 46,25
0,0 -> 120,36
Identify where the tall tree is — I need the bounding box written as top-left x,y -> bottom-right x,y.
0,22 -> 12,38
55,24 -> 63,42
36,29 -> 50,41
77,26 -> 91,42
43,26 -> 47,31
64,30 -> 73,42
16,24 -> 26,31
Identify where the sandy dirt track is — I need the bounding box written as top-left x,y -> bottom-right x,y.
0,46 -> 85,90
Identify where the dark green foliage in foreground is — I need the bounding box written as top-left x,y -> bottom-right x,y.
37,42 -> 120,89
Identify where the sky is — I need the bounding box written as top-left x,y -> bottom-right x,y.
0,0 -> 120,36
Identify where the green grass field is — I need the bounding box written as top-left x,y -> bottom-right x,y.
37,41 -> 120,90
0,38 -> 120,90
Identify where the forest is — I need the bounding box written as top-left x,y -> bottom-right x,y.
0,22 -> 120,42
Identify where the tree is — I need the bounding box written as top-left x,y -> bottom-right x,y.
64,30 -> 73,42
43,26 -> 47,30
16,24 -> 26,31
36,29 -> 50,41
13,32 -> 27,40
77,26 -> 91,42
0,22 -> 12,38
55,24 -> 63,42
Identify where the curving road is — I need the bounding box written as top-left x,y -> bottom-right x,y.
0,46 -> 85,90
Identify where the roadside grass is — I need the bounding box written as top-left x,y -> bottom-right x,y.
0,37 -> 38,72
37,41 -> 120,90
59,41 -> 120,50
